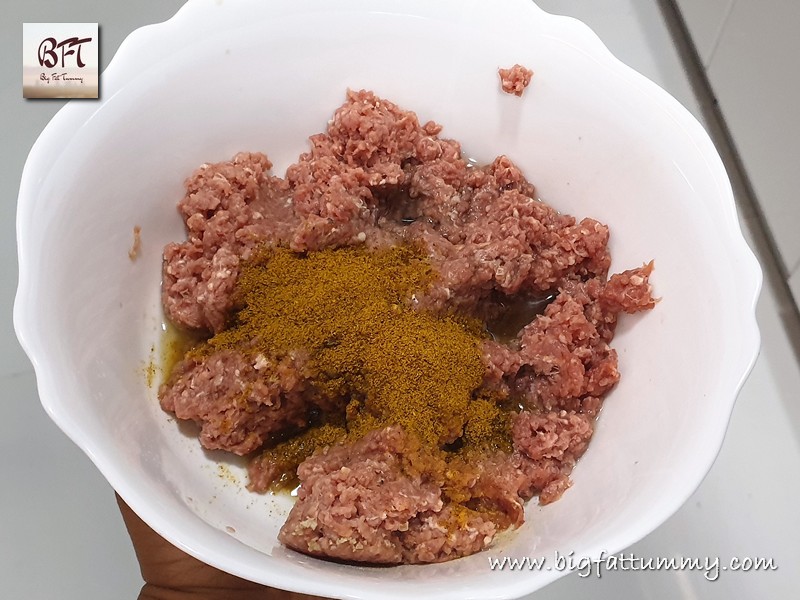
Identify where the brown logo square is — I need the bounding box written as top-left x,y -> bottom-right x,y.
23,23 -> 99,99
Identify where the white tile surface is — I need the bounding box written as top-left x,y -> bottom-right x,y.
675,0 -> 735,66
2,1 -> 798,599
535,0 -> 702,119
706,0 -> 800,274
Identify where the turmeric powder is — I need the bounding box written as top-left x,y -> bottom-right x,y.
205,244 -> 513,487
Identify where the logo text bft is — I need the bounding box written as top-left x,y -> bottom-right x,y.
38,37 -> 92,69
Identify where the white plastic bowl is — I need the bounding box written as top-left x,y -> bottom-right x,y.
14,0 -> 762,598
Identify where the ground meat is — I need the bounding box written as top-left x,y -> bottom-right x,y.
163,92 -> 613,327
483,264 -> 656,415
399,505 -> 499,564
277,416 -> 598,563
286,91 -> 440,251
278,427 -> 524,564
403,156 -> 611,316
246,454 -> 284,495
511,410 -> 593,504
278,427 -> 445,564
162,152 -> 296,332
159,90 -> 657,565
498,64 -> 534,96
128,225 -> 141,261
513,411 -> 593,463
469,265 -> 655,506
159,350 -> 312,455
162,242 -> 240,333
466,452 -> 529,527
601,261 -> 658,313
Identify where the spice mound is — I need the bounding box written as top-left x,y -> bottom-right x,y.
158,89 -> 657,565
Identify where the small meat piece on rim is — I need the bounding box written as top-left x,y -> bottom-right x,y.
499,64 -> 534,96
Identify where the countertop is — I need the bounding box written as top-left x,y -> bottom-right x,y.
1,1 -> 797,598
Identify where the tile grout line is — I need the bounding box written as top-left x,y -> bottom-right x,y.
657,0 -> 800,350
657,0 -> 788,279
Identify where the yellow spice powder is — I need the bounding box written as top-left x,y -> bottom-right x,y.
204,244 -> 512,487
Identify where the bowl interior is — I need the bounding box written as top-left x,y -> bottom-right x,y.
16,1 -> 760,598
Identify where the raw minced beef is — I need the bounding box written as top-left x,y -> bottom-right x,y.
158,89 -> 656,565
160,349 -> 312,455
279,426 -> 520,564
162,91 -> 612,330
498,64 -> 534,96
162,153 -> 296,332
